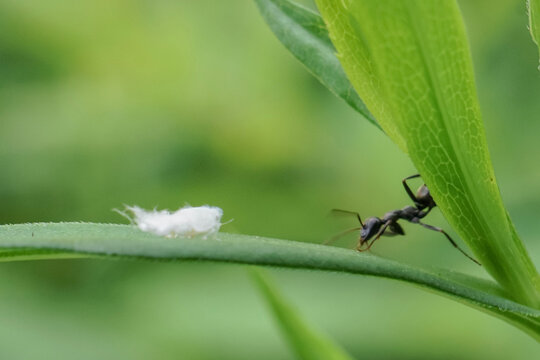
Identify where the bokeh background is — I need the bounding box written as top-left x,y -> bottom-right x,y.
1,0 -> 539,358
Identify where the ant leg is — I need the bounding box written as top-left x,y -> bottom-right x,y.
325,227 -> 362,245
330,209 -> 364,226
417,206 -> 433,219
417,221 -> 481,266
402,174 -> 421,204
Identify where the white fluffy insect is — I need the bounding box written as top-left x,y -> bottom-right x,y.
117,205 -> 224,238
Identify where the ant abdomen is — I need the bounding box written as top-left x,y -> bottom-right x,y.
416,184 -> 436,209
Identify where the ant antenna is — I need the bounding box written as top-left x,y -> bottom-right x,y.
324,227 -> 362,245
330,209 -> 364,226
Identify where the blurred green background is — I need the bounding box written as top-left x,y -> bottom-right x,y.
1,0 -> 539,358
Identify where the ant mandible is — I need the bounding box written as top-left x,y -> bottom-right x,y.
329,174 -> 481,265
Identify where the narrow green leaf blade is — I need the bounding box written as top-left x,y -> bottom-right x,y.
252,270 -> 354,360
0,223 -> 539,339
315,0 -> 540,307
529,0 -> 540,68
254,0 -> 379,128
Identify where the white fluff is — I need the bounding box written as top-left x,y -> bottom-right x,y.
121,205 -> 224,237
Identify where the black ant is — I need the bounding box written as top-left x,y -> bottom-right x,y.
329,174 -> 481,265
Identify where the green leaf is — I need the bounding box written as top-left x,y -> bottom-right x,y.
0,223 -> 539,340
253,0 -> 379,129
314,0 -> 540,307
252,270 -> 354,360
529,0 -> 540,68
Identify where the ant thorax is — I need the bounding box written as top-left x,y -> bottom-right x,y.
382,210 -> 402,222
399,206 -> 418,220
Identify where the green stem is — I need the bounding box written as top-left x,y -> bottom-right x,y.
0,223 -> 539,339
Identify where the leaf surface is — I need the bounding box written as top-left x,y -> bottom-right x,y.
254,0 -> 378,128
314,0 -> 540,307
529,0 -> 540,68
253,270 -> 354,360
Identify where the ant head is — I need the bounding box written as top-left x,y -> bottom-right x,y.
415,184 -> 436,210
360,217 -> 383,244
